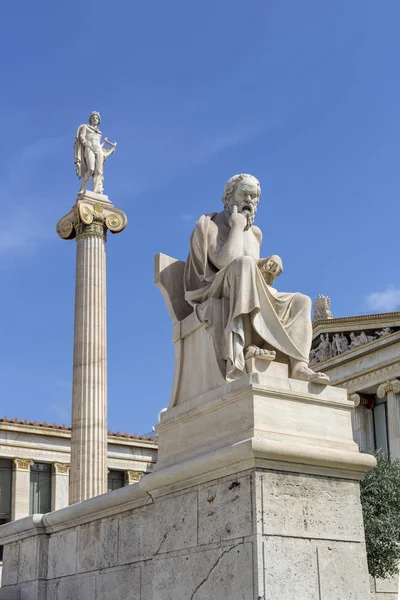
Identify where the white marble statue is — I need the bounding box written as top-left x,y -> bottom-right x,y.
349,331 -> 376,349
184,174 -> 329,384
313,295 -> 333,322
332,332 -> 350,356
315,333 -> 332,363
74,111 -> 117,194
375,327 -> 393,337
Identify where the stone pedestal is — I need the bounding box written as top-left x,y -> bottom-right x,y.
57,192 -> 127,504
11,459 -> 33,521
150,364 -> 375,600
0,370 -> 375,599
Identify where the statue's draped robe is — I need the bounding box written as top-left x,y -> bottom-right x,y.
184,214 -> 312,380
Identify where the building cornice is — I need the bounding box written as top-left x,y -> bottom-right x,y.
330,360 -> 400,391
313,311 -> 400,336
0,419 -> 158,447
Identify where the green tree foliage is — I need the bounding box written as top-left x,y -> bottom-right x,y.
360,453 -> 400,579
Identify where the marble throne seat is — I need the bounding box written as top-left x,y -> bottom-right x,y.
154,253 -> 289,407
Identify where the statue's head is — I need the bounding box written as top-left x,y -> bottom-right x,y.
222,174 -> 261,229
89,111 -> 101,126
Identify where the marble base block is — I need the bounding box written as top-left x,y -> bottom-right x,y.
0,376 -> 375,599
155,370 -> 373,479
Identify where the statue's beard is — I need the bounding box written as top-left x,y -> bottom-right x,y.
241,209 -> 255,230
226,203 -> 256,229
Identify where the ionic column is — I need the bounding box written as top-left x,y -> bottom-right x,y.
11,458 -> 34,520
51,463 -> 70,511
124,470 -> 144,485
57,192 -> 127,504
349,393 -> 374,452
377,380 -> 400,459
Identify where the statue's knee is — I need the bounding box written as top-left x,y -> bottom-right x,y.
232,256 -> 256,268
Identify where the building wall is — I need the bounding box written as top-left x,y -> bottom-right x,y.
312,313 -> 400,599
0,421 -> 157,524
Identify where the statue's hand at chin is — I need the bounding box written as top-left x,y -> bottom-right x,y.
228,205 -> 247,230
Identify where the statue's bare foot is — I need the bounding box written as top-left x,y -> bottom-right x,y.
245,345 -> 276,361
291,363 -> 330,385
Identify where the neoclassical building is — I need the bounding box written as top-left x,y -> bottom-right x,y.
311,299 -> 400,458
311,297 -> 400,600
0,418 -> 157,532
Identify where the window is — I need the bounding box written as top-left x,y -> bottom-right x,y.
108,470 -> 124,492
0,459 -> 12,521
30,463 -> 52,514
0,458 -> 12,562
373,396 -> 389,454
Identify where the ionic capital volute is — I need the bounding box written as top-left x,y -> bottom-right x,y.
349,393 -> 374,409
349,393 -> 361,407
377,379 -> 400,399
392,379 -> 400,394
56,207 -> 78,240
57,198 -> 127,241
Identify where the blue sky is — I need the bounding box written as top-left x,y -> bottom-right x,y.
0,0 -> 399,434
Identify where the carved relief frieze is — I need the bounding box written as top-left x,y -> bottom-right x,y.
339,362 -> 400,391
0,446 -> 70,463
310,327 -> 396,366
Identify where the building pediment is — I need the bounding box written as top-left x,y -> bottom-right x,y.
310,316 -> 400,368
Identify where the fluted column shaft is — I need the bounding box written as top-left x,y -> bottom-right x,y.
349,393 -> 375,453
378,380 -> 400,459
387,394 -> 400,459
57,193 -> 127,505
70,222 -> 107,504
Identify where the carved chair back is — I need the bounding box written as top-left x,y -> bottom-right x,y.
154,254 -> 193,325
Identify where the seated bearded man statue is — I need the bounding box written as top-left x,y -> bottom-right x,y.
184,173 -> 329,385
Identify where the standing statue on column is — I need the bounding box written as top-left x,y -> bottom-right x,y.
74,111 -> 117,194
184,173 -> 330,384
